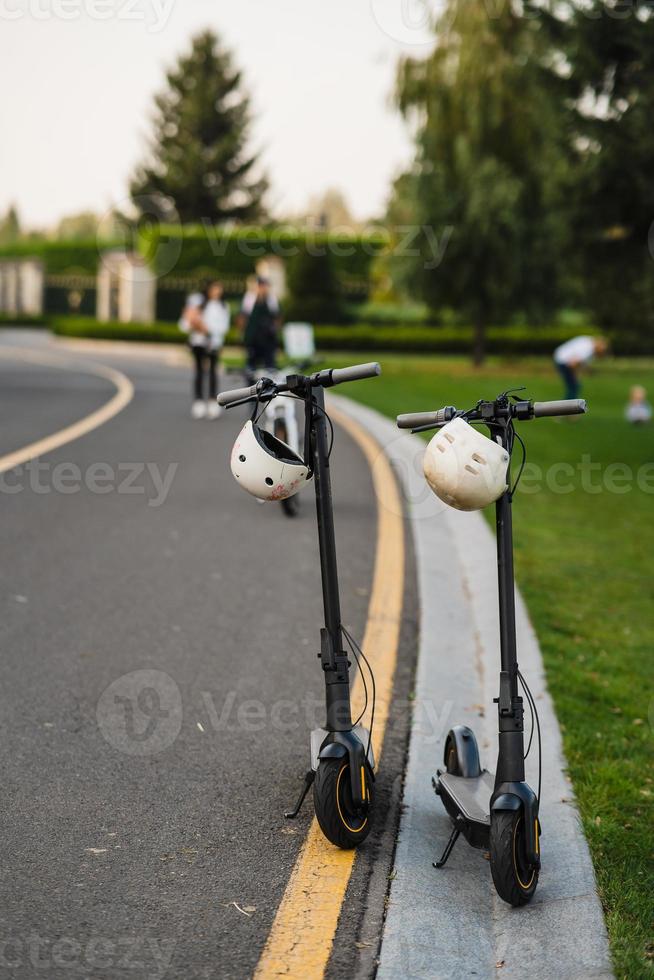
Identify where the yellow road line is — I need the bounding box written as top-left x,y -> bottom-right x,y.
254,400 -> 405,980
0,347 -> 134,475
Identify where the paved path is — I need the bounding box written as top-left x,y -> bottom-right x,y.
0,334 -> 416,980
334,396 -> 613,980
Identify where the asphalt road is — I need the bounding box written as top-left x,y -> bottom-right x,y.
0,333 -> 416,980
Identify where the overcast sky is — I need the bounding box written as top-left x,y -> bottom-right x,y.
0,0 -> 437,229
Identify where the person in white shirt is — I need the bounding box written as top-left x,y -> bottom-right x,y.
553,335 -> 608,400
180,280 -> 230,419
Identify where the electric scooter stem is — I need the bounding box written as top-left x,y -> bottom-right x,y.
494,451 -> 526,789
311,386 -> 353,733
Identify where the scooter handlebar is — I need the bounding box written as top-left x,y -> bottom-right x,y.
217,383 -> 259,407
396,407 -> 456,429
532,399 -> 587,418
329,362 -> 381,385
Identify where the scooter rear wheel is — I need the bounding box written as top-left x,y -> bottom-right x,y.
313,758 -> 374,849
444,738 -> 461,775
490,810 -> 539,906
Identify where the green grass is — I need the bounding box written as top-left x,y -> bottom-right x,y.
342,354 -> 654,979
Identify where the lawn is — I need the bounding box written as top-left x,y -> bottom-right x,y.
341,354 -> 654,980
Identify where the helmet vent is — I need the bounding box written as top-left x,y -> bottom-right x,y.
265,477 -> 274,486
444,432 -> 455,444
464,464 -> 478,475
437,443 -> 446,454
471,452 -> 486,465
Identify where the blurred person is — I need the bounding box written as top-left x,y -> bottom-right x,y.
625,384 -> 652,424
553,335 -> 608,400
180,280 -> 230,419
238,276 -> 281,380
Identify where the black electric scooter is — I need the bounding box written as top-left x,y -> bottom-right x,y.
219,362 -> 381,848
397,392 -> 587,905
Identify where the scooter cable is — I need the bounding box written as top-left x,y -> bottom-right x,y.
341,624 -> 376,765
510,428 -> 527,497
523,680 -> 535,760
312,401 -> 335,458
518,669 -> 542,804
347,638 -> 369,727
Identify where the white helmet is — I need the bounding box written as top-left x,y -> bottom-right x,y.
423,416 -> 510,511
230,420 -> 310,501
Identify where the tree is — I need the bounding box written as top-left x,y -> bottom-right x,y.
393,1 -> 571,362
0,204 -> 21,245
130,30 -> 267,224
304,188 -> 358,231
55,211 -> 101,240
542,3 -> 654,345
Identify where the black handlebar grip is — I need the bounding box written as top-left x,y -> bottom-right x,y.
217,383 -> 259,407
329,362 -> 381,385
396,407 -> 456,429
532,399 -> 587,418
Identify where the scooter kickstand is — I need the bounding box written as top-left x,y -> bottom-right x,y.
284,770 -> 315,819
433,822 -> 461,869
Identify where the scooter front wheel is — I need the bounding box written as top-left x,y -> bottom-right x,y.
489,810 -> 539,906
313,758 -> 374,848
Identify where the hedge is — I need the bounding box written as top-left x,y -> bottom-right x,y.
0,227 -> 386,284
0,240 -> 119,275
40,316 -> 594,355
15,312 -> 651,357
141,224 -> 388,285
310,324 -> 583,355
50,316 -> 185,344
0,313 -> 49,327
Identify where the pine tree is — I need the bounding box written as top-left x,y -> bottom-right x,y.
0,204 -> 21,245
130,30 -> 267,224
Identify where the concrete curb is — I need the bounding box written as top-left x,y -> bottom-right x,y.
331,394 -> 613,980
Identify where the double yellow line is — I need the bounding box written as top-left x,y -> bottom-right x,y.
255,402 -> 405,979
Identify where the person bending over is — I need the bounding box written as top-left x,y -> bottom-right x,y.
552,335 -> 608,400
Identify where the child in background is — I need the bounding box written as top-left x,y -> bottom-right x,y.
625,385 -> 652,424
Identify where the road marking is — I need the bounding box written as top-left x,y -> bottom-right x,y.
254,400 -> 405,980
0,347 -> 134,475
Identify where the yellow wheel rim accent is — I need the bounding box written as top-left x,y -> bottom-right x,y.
513,815 -> 536,890
336,764 -> 369,834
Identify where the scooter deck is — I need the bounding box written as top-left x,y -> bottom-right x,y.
436,769 -> 495,850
